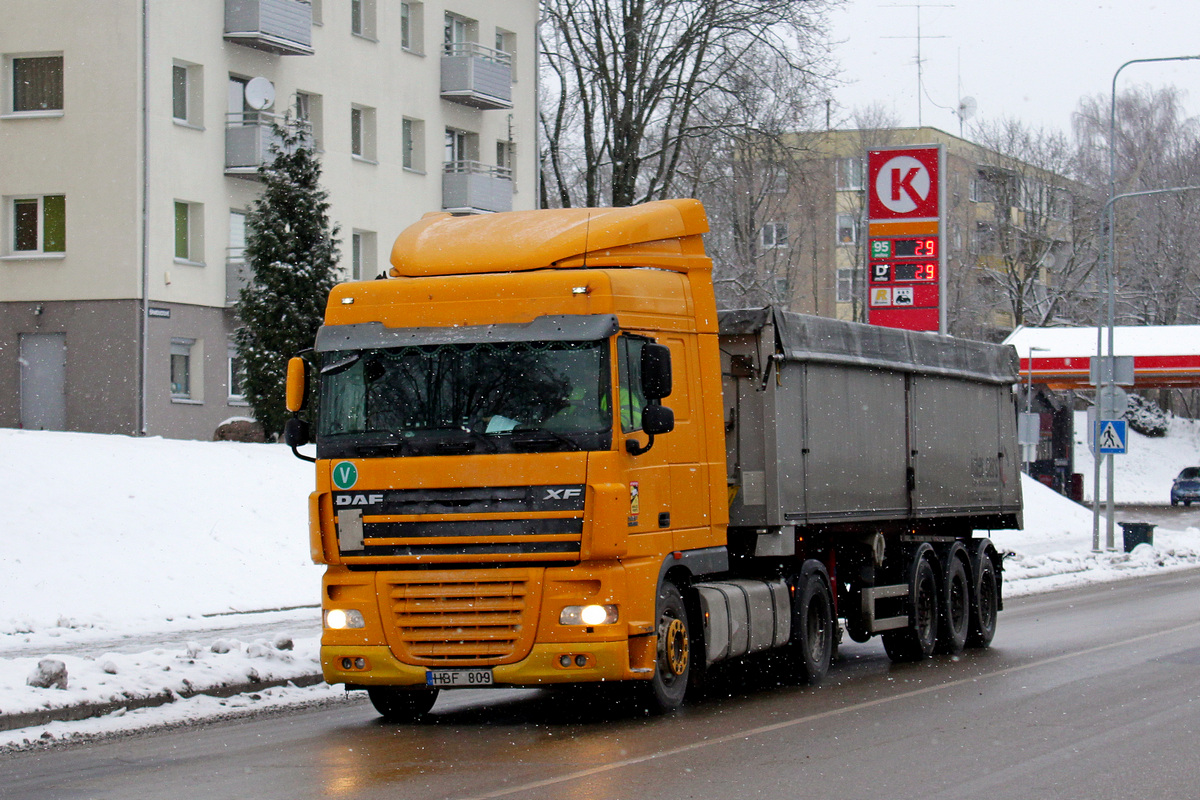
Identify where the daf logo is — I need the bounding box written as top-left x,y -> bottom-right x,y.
336,494 -> 384,507
544,488 -> 582,501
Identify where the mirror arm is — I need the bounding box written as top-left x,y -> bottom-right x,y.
625,433 -> 655,456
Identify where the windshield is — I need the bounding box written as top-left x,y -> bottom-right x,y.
317,339 -> 611,457
1178,467 -> 1200,480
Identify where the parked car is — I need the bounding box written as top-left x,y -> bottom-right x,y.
1171,467 -> 1200,506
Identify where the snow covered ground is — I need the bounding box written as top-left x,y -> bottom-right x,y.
2,419 -> 1199,749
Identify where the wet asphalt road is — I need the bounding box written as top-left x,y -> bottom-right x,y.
4,567 -> 1200,800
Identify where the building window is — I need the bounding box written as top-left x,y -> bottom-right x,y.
402,117 -> 424,171
310,0 -> 323,25
9,54 -> 63,113
351,105 -> 376,161
171,61 -> 202,127
170,339 -> 194,400
351,0 -> 376,39
9,195 -> 65,255
351,230 -> 376,280
444,13 -> 469,51
760,222 -> 787,250
837,267 -> 858,304
836,213 -> 858,245
836,157 -> 863,191
295,91 -> 323,150
445,127 -> 477,165
495,27 -> 515,72
400,2 -> 424,53
174,201 -> 204,264
228,344 -> 247,403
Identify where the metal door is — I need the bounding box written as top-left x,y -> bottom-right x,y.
19,332 -> 66,430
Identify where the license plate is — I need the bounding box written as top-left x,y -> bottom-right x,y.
426,668 -> 494,687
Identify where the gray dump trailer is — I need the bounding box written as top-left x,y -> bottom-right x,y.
692,308 -> 1021,673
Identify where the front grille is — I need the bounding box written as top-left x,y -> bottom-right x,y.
386,576 -> 532,663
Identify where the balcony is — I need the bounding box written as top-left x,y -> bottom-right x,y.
441,43 -> 512,110
225,112 -> 286,178
442,161 -> 513,214
225,0 -> 313,56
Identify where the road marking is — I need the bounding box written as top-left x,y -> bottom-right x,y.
453,618 -> 1200,800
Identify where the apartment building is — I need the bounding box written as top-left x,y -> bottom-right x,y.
746,127 -> 1080,340
1,0 -> 538,439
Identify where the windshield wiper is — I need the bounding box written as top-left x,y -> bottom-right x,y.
344,431 -> 408,456
504,427 -> 581,452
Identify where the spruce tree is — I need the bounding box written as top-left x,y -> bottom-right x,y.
235,119 -> 340,439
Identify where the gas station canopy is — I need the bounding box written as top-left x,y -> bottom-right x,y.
1004,325 -> 1200,390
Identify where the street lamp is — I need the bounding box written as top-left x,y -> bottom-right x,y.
1095,54 -> 1200,552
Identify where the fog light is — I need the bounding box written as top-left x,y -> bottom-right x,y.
560,654 -> 572,668
559,604 -> 619,626
325,609 -> 365,629
575,654 -> 588,667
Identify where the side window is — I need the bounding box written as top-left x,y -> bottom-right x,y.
616,337 -> 647,433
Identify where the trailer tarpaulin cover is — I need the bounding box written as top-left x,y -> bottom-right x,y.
718,307 -> 1019,385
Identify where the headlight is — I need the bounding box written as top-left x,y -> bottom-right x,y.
325,609 -> 366,629
560,604 -> 618,626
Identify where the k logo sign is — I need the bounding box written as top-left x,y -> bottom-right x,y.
868,147 -> 940,220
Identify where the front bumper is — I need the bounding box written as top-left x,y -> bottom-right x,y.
323,639 -> 653,688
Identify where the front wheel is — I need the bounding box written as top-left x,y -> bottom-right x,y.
367,686 -> 439,722
779,562 -> 834,684
633,581 -> 692,714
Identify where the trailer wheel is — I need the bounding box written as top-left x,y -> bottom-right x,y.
883,550 -> 939,663
935,545 -> 970,654
367,686 -> 439,722
967,547 -> 1000,648
780,562 -> 835,685
635,581 -> 691,714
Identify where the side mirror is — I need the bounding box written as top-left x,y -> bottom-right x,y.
284,417 -> 310,449
641,404 -> 674,436
286,356 -> 308,413
640,343 -> 672,400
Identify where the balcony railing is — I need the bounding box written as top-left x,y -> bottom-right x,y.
225,112 -> 285,177
225,0 -> 314,56
442,161 -> 513,214
440,42 -> 513,110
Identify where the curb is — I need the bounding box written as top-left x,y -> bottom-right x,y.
0,673 -> 326,733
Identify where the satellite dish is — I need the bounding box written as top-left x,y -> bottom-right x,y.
956,96 -> 978,121
245,77 -> 276,111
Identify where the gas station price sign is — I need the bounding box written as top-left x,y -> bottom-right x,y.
866,144 -> 946,333
870,237 -> 937,259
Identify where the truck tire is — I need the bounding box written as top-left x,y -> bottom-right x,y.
780,561 -> 835,685
967,545 -> 1000,648
367,686 -> 439,722
935,544 -> 970,654
883,549 -> 939,663
635,581 -> 691,714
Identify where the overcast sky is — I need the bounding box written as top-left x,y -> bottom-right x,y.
827,0 -> 1200,136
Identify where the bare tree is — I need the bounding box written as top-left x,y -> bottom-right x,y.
963,118 -> 1097,331
538,0 -> 839,209
1073,86 -> 1200,326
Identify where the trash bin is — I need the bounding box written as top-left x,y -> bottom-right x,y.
1119,521 -> 1155,552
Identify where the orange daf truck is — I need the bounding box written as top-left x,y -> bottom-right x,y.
284,198 -> 1021,720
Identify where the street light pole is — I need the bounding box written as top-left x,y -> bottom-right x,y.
1094,55 -> 1200,552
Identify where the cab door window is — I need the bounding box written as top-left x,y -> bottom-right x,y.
616,337 -> 647,433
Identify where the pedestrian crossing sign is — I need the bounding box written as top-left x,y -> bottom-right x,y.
1096,419 -> 1128,454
